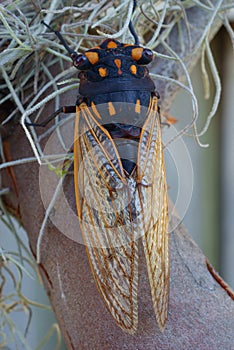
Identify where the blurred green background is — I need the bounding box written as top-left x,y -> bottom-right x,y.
169,26 -> 234,289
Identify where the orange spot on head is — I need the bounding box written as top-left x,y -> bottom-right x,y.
107,40 -> 118,49
130,64 -> 137,75
131,47 -> 143,61
98,67 -> 108,77
114,59 -> 122,74
85,51 -> 99,65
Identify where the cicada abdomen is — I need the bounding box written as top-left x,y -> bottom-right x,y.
42,21 -> 169,334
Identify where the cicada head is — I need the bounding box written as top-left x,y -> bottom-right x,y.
71,39 -> 155,98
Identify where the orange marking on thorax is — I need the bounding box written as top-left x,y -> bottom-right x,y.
99,67 -> 107,77
91,102 -> 102,119
114,59 -> 122,75
108,102 -> 116,116
130,64 -> 137,75
135,99 -> 141,114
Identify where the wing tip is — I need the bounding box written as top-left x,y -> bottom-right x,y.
114,311 -> 138,335
156,314 -> 168,333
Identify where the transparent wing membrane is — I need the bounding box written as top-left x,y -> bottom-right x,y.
73,97 -> 169,333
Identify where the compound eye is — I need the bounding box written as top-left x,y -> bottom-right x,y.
72,54 -> 89,69
138,48 -> 153,65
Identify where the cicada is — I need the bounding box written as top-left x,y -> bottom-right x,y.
42,20 -> 169,334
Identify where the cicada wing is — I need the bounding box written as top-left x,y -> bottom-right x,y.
74,104 -> 138,333
137,96 -> 169,331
